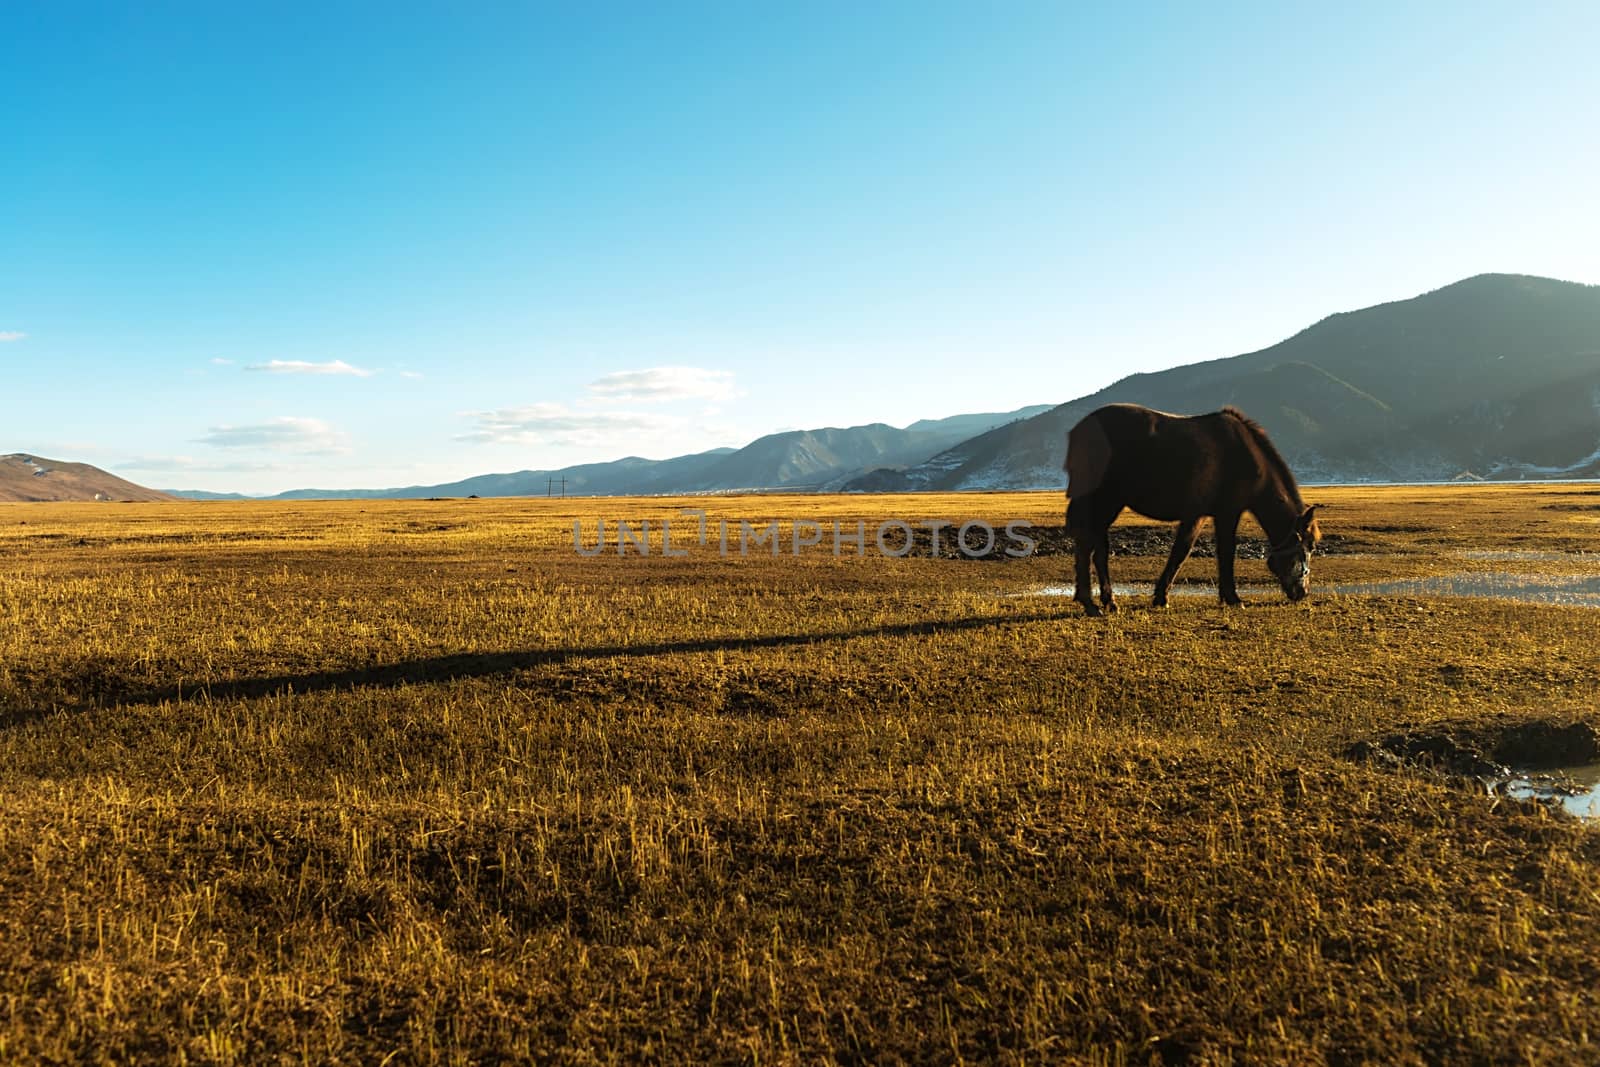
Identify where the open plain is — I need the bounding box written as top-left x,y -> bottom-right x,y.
3,485 -> 1600,1064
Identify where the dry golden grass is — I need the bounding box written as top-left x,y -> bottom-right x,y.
2,485 -> 1600,1063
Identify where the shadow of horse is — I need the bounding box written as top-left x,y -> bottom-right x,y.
3,609 -> 1067,725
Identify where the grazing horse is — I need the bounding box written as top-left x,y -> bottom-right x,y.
1064,404 -> 1320,616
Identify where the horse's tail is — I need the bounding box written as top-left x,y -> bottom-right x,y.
1065,412 -> 1111,498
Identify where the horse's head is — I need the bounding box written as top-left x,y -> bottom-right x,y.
1267,505 -> 1321,602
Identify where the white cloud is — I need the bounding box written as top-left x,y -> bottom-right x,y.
457,403 -> 678,447
0,331 -> 25,343
400,370 -> 424,380
196,416 -> 349,454
586,366 -> 737,403
245,359 -> 375,377
458,367 -> 747,453
210,357 -> 234,365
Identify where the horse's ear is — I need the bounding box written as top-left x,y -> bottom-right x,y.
1299,504 -> 1321,533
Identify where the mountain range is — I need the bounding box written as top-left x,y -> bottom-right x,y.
13,274 -> 1600,502
850,273 -> 1600,490
168,407 -> 1053,500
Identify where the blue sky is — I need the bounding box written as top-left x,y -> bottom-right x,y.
3,2 -> 1597,493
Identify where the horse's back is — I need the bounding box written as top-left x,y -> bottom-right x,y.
1066,404 -> 1178,497
1065,404 -> 1244,510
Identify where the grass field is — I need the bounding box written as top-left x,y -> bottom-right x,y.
4,485 -> 1600,1064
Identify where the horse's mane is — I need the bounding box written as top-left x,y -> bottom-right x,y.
1221,407 -> 1303,505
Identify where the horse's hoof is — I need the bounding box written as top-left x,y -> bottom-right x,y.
1221,598 -> 1245,608
1151,595 -> 1168,609
1101,601 -> 1118,614
1080,602 -> 1102,618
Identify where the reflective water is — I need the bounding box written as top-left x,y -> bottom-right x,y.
1334,574 -> 1600,607
1499,764 -> 1600,819
1030,584 -> 1278,599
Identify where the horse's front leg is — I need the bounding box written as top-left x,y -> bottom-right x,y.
1153,518 -> 1200,608
1214,513 -> 1243,606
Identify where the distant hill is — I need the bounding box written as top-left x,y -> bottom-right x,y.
0,454 -> 173,502
165,489 -> 257,501
904,407 -> 1053,438
168,405 -> 1051,500
848,274 -> 1600,490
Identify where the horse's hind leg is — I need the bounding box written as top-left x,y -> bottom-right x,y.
1067,496 -> 1105,617
1093,531 -> 1117,613
1074,543 -> 1101,617
1153,518 -> 1201,608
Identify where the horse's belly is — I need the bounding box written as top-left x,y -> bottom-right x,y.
1122,488 -> 1206,524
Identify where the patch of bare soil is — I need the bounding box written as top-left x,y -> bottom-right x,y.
1347,719 -> 1600,788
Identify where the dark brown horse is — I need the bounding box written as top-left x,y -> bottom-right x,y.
1064,404 -> 1320,616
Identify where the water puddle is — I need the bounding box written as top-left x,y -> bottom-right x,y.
1498,764 -> 1600,819
1029,584 -> 1276,599
1351,723 -> 1600,821
1333,574 -> 1600,607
